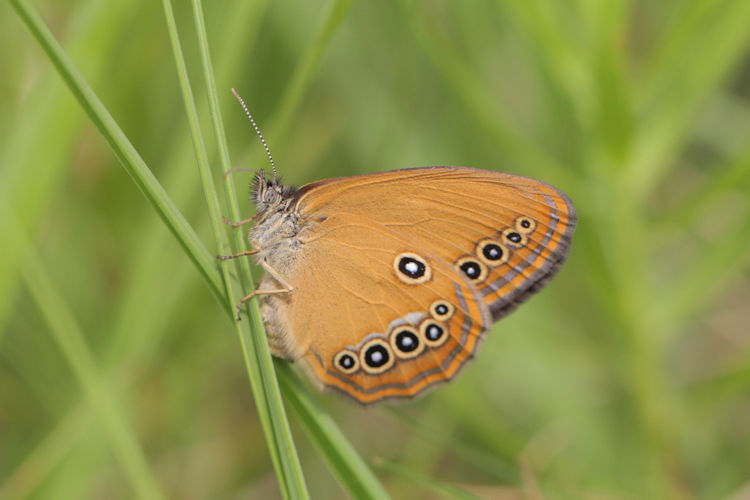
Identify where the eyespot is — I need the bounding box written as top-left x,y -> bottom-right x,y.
420,319 -> 449,348
389,325 -> 424,359
394,253 -> 432,285
515,216 -> 536,234
501,228 -> 527,248
476,239 -> 509,267
360,338 -> 395,374
455,256 -> 488,282
429,300 -> 455,321
333,350 -> 360,374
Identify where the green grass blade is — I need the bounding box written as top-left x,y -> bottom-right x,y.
164,0 -> 309,497
632,0 -> 750,194
1,405 -> 92,500
2,6 -> 270,491
9,0 -> 306,494
687,354 -> 750,417
276,363 -> 391,499
0,0 -> 142,341
663,210 -> 750,326
659,150 -> 750,232
6,222 -> 164,500
398,0 -> 568,186
270,0 -> 354,143
241,0 -> 355,170
375,458 -> 481,500
387,408 -> 517,482
8,0 -> 226,312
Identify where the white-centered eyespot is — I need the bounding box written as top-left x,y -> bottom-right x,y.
420,319 -> 449,348
389,325 -> 424,359
515,216 -> 536,234
455,256 -> 488,283
333,350 -> 360,374
360,338 -> 395,374
429,300 -> 455,321
394,252 -> 432,285
501,228 -> 528,248
476,238 -> 510,267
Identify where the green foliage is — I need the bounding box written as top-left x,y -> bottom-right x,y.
2,0 -> 750,498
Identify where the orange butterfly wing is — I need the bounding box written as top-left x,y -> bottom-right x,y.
296,167 -> 576,320
259,167 -> 576,403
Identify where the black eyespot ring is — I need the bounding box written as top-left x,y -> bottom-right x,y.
476,239 -> 509,267
360,338 -> 395,374
515,216 -> 536,234
389,325 -> 424,359
394,252 -> 432,285
455,256 -> 488,282
420,319 -> 448,348
333,350 -> 360,375
430,300 -> 455,321
501,228 -> 528,248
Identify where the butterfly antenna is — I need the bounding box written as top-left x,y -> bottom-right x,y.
231,88 -> 277,181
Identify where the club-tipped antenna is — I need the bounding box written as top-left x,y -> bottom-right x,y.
231,88 -> 277,181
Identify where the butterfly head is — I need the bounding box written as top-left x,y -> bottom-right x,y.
251,170 -> 298,215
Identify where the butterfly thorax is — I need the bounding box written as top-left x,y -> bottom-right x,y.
249,171 -> 305,266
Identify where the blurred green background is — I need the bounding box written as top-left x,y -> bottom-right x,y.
2,0 -> 750,498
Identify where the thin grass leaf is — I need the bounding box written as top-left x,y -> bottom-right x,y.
631,0 -> 750,195
496,0 -> 590,122
387,408 -> 517,482
4,220 -> 164,500
375,457 -> 482,500
9,0 -> 306,494
276,362 -> 391,499
163,1 -> 309,497
0,0 -> 143,340
8,0 -> 226,313
658,150 -> 750,232
662,209 -> 750,326
242,0 -> 355,169
6,7 -> 265,482
270,0 -> 354,143
687,354 -> 750,417
397,0 -> 568,187
103,0 -> 269,365
0,405 -> 92,500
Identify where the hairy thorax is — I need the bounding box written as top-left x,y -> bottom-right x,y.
249,209 -> 306,270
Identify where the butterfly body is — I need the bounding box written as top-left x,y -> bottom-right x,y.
243,166 -> 576,404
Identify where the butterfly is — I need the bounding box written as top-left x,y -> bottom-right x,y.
220,91 -> 576,404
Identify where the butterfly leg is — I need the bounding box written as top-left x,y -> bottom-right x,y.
235,287 -> 290,321
260,260 -> 295,291
216,249 -> 258,261
222,215 -> 255,227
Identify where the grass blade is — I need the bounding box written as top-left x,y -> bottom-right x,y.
277,363 -> 391,499
5,221 -> 164,500
632,0 -> 750,194
375,457 -> 481,500
163,0 -> 309,496
8,0 -> 226,311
